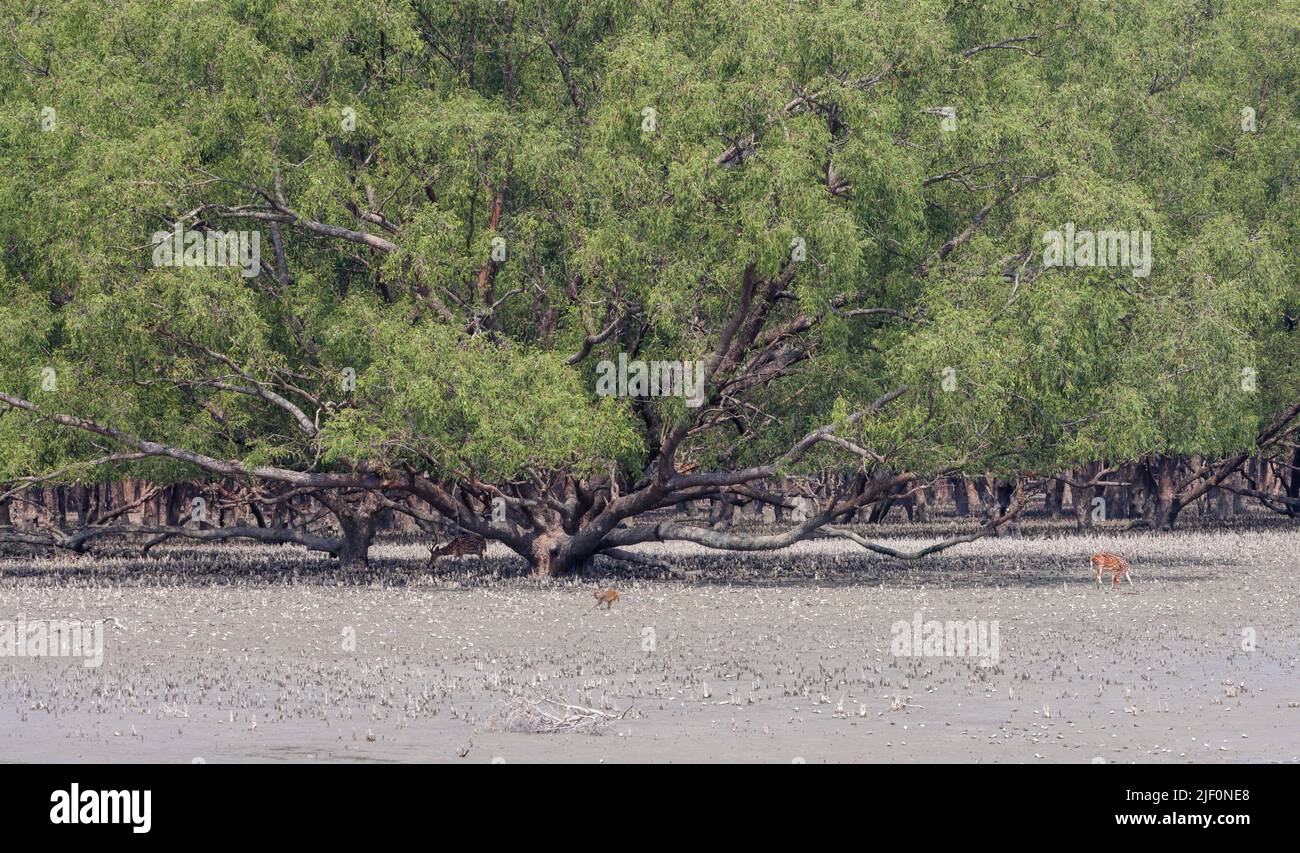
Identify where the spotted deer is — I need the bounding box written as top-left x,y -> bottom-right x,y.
428,533 -> 486,566
1091,552 -> 1133,590
593,588 -> 619,609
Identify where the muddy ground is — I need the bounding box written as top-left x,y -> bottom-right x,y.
1,525 -> 1297,763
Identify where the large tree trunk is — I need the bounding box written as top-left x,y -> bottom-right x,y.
1232,470 -> 1249,515
528,533 -> 563,577
77,485 -> 91,525
995,479 -> 1013,514
972,476 -> 991,513
325,494 -> 381,571
57,485 -> 71,529
974,476 -> 1011,532
525,529 -> 598,578
1044,476 -> 1065,520
950,477 -> 970,517
142,483 -> 160,526
165,484 -> 185,527
867,495 -> 895,523
335,514 -> 376,570
1145,455 -> 1182,530
708,497 -> 734,529
1072,463 -> 1099,529
113,480 -> 127,510
990,479 -> 1014,536
45,486 -> 58,528
913,485 -> 930,523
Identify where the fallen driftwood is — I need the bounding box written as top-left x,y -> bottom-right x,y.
487,693 -> 631,734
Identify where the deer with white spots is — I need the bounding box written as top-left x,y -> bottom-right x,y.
1091,552 -> 1133,590
428,533 -> 486,567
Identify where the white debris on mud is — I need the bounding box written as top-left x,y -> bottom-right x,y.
1,527 -> 1297,763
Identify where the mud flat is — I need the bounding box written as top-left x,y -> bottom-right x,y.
1,528 -> 1297,763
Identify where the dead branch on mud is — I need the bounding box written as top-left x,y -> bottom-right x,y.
487,694 -> 629,734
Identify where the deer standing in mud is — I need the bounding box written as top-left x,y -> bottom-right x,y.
1091,552 -> 1133,590
428,533 -> 486,567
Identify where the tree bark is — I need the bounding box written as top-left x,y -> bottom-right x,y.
951,477 -> 970,517
913,485 -> 930,523
1287,448 -> 1300,518
335,514 -> 376,570
995,479 -> 1013,514
321,492 -> 382,570
1072,463 -> 1098,529
1044,476 -> 1065,520
1145,455 -> 1182,530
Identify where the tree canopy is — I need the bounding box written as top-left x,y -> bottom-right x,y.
2,0 -> 1298,571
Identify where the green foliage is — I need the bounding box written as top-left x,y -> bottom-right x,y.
0,0 -> 1297,490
